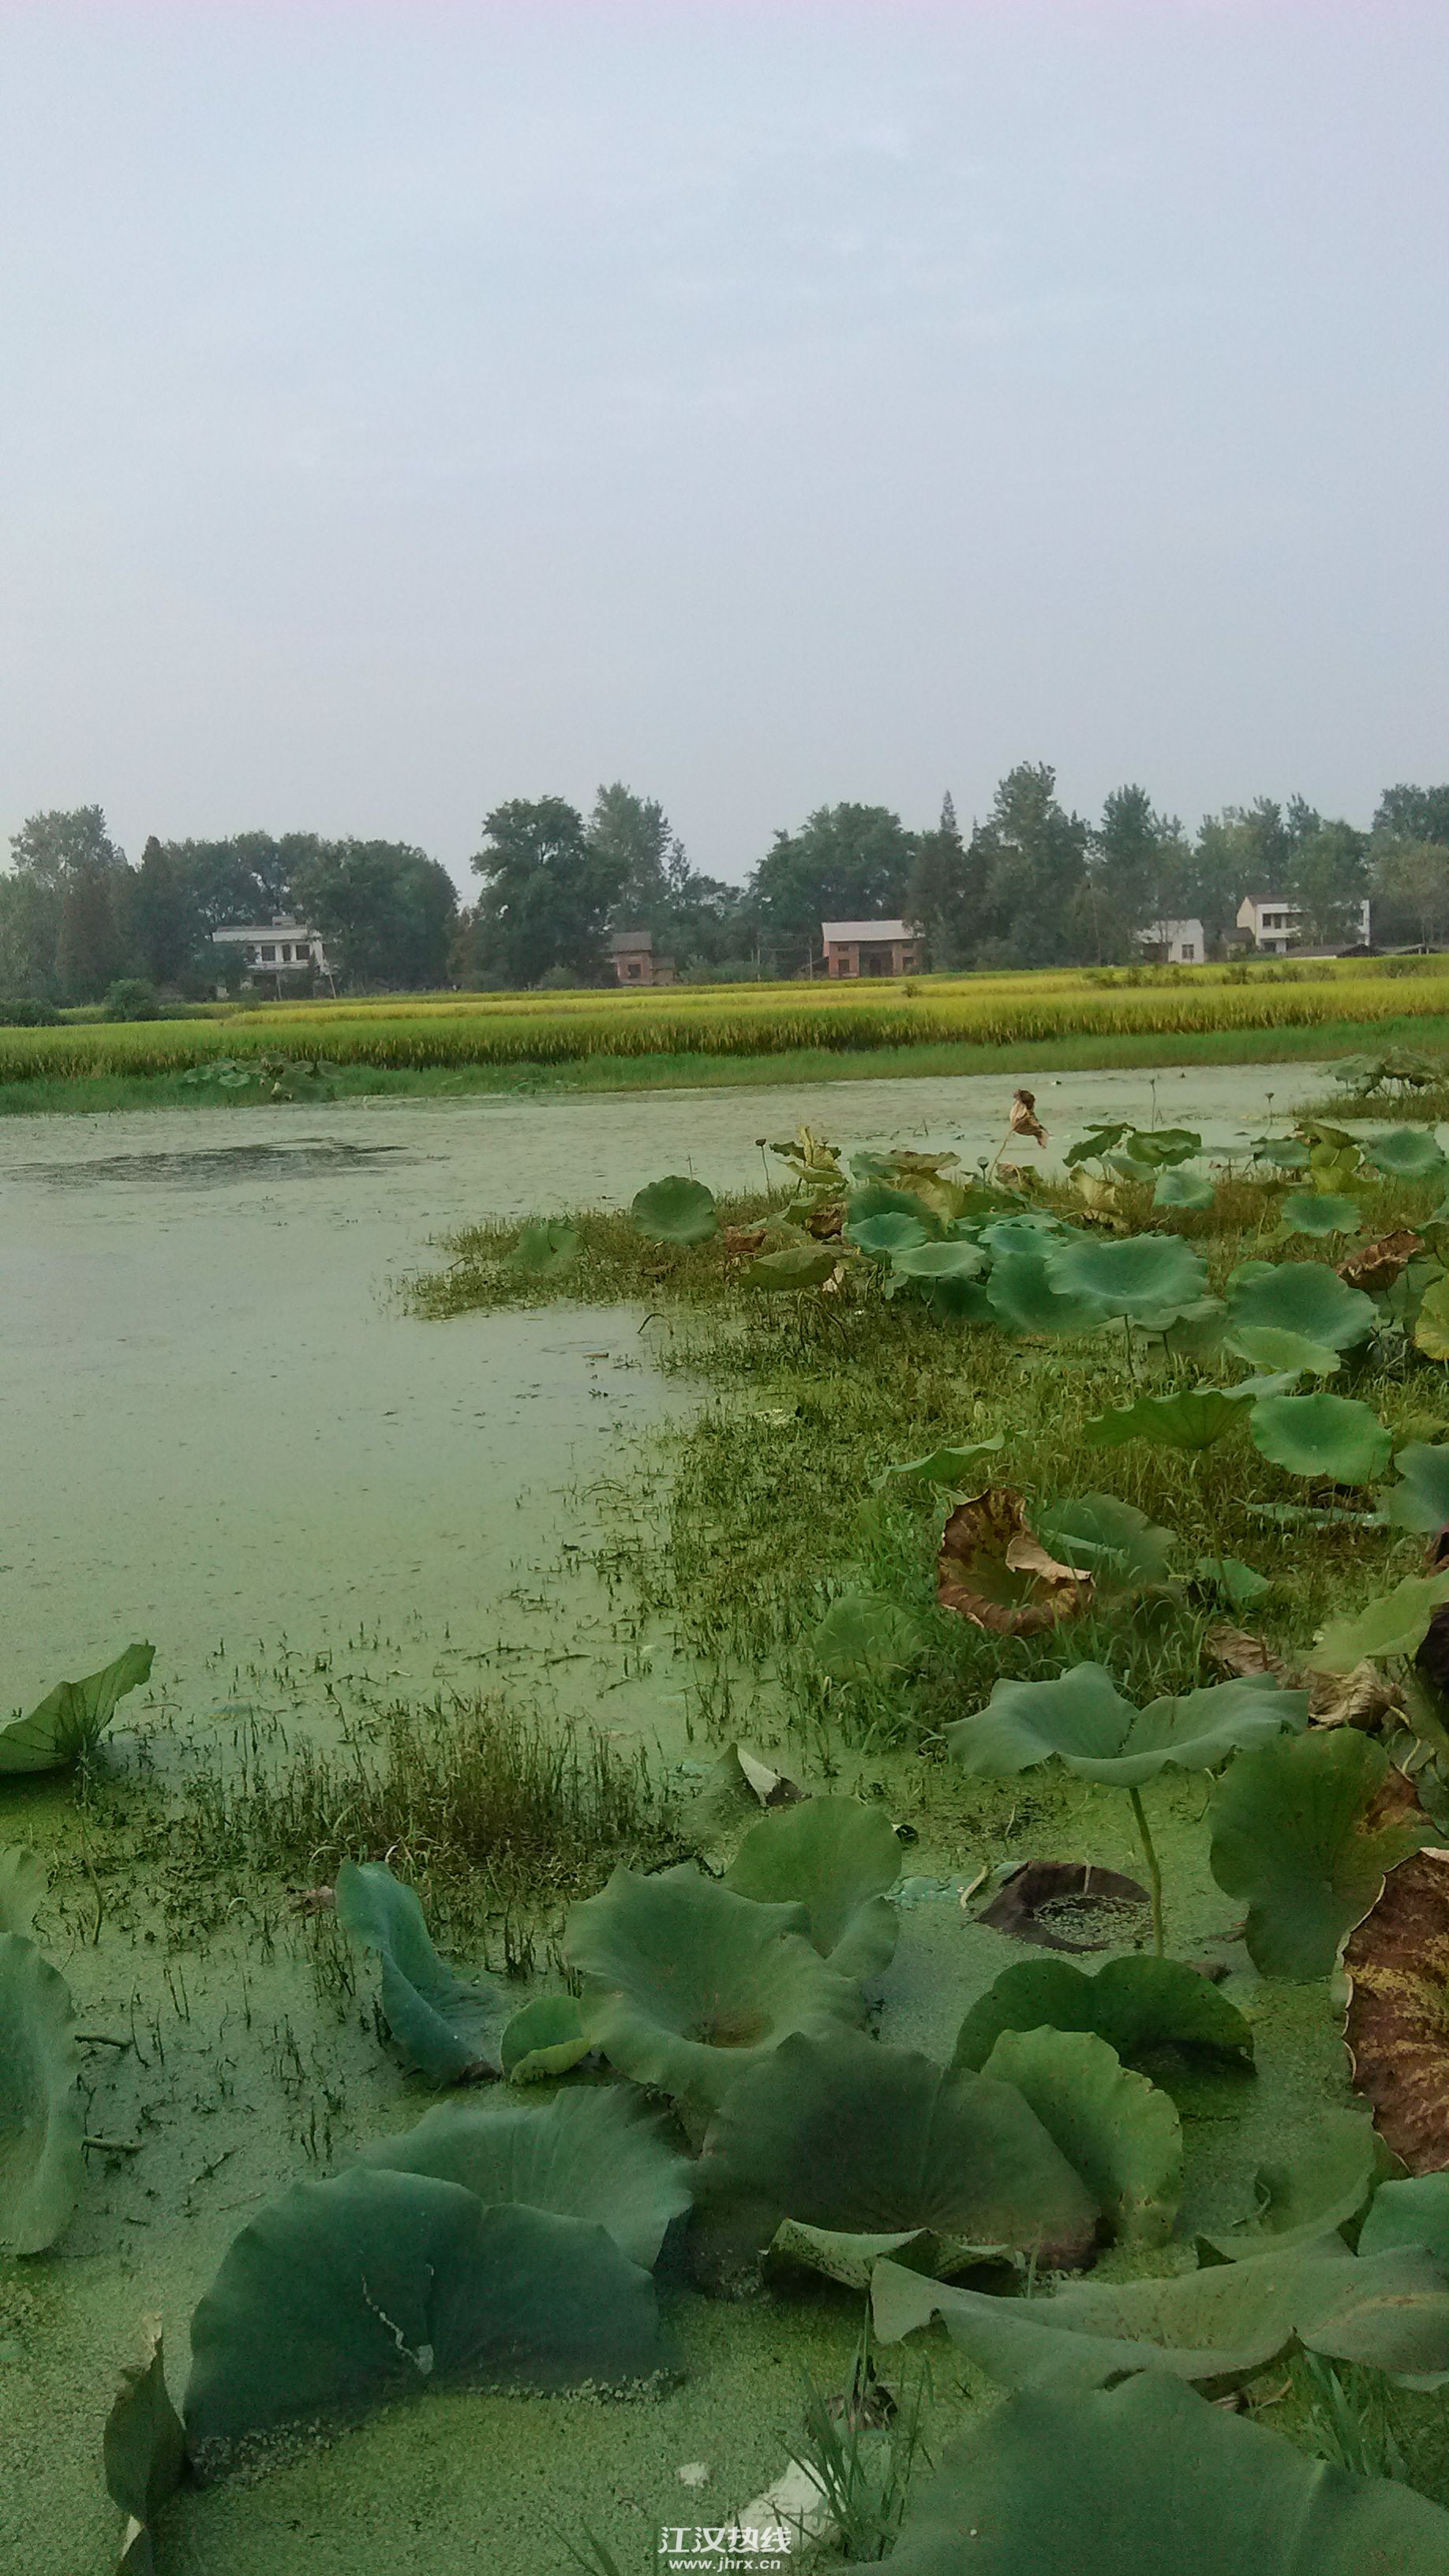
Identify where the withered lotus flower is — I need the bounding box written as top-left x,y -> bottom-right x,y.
1345,1844 -> 1449,2171
937,1488 -> 1094,1634
1009,1088 -> 1050,1148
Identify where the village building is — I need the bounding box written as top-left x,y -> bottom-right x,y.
820,918 -> 923,978
609,930 -> 677,987
1235,895 -> 1371,955
212,917 -> 332,990
1136,916 -> 1205,964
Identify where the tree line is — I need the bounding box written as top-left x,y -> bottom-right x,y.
2,769 -> 1446,1003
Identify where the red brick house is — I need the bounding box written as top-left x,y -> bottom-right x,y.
821,919 -> 923,978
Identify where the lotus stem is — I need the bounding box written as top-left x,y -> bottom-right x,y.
1127,1786 -> 1165,1956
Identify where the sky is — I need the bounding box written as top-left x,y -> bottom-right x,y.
0,2 -> 1443,893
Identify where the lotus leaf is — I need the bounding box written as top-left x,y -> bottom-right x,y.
503,1219 -> 578,1279
103,2318 -> 185,2576
1361,2174 -> 1449,2271
847,1212 -> 931,1259
953,1955 -> 1252,2075
0,1932 -> 84,2253
0,1844 -> 46,1937
1193,1555 -> 1272,1611
1223,1260 -> 1375,1351
1208,1730 -> 1429,1980
1345,1849 -> 1449,2173
1032,1495 -> 1177,1595
689,2031 -> 1099,2291
888,1239 -> 987,1285
1250,1134 -> 1311,1170
631,1176 -> 717,1245
1200,2109 -> 1386,2260
1312,1570 -> 1449,1670
742,1245 -> 839,1291
1277,1192 -> 1362,1239
878,2372 -> 1449,2576
0,1641 -> 155,1775
937,1491 -> 1093,1634
1383,1441 -> 1449,1533
185,2168 -> 672,2456
355,2084 -> 690,2269
1152,1165 -> 1216,1211
498,1995 -> 591,2083
1045,1232 -> 1208,1324
1083,1387 -> 1246,1453
723,1797 -> 901,1980
945,1662 -> 1306,1790
1365,1128 -> 1449,1181
923,1272 -> 995,1324
1249,1391 -> 1392,1485
1063,1121 -> 1135,1167
335,1859 -> 505,2084
1132,1126 -> 1203,1167
813,1589 -> 930,1680
984,1250 -> 1110,1338
845,1181 -> 938,1233
1221,1321 -> 1342,1379
871,2234 -> 1449,2391
1413,1271 -> 1449,1360
975,1214 -> 1070,1257
564,1864 -> 861,2110
979,2027 -> 1181,2246
881,1436 -> 1004,1490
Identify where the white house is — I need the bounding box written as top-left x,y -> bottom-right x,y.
1236,895 -> 1371,955
1136,917 -> 1205,965
212,917 -> 332,987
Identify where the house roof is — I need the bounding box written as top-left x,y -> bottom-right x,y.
610,929 -> 653,952
212,920 -> 318,942
821,919 -> 914,943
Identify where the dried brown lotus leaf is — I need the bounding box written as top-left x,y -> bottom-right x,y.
937,1490 -> 1094,1635
1345,1848 -> 1449,2172
1338,1231 -> 1425,1294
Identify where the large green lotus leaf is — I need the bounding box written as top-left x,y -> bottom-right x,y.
723,1796 -> 900,1980
564,1865 -> 861,2111
1064,1121 -> 1134,1168
879,2372 -> 1449,2576
813,1589 -> 930,1681
1083,1387 -> 1246,1453
1413,1272 -> 1449,1361
846,1181 -> 939,1232
1359,2178 -> 1449,2380
742,1245 -> 838,1290
0,1933 -> 84,2255
690,2031 -> 1099,2291
984,1250 -> 1109,1337
1222,1321 -> 1342,1379
1045,1232 -> 1208,1324
1132,1126 -> 1203,1168
498,1994 -> 591,2083
1152,1165 -> 1216,1211
1224,1260 -> 1376,1351
0,1641 -> 155,1775
631,1176 -> 717,1245
1365,1128 -> 1449,1181
1208,1730 -> 1429,1980
1275,1192 -> 1362,1241
1032,1495 -> 1177,1594
1382,1440 -> 1449,1533
923,1272 -> 996,1325
1249,1391 -> 1392,1485
976,1214 -> 1071,1256
185,2168 -> 672,2457
889,1239 -> 987,1286
848,1211 -> 932,1259
0,1845 -> 46,1937
103,2318 -> 185,2576
871,2235 -> 1449,2391
979,2027 -> 1181,2247
1312,1569 -> 1449,1671
335,1859 -> 505,2084
945,1662 -> 1306,1789
953,1956 -> 1252,2076
354,2084 -> 690,2270
881,1436 -> 1004,1489
1201,2109 -> 1387,2260
503,1219 -> 578,1279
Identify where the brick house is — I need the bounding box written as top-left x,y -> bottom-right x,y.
820,919 -> 923,978
609,930 -> 676,987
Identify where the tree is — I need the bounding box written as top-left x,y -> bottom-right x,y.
9,805 -> 125,892
970,766 -> 1088,967
1283,818 -> 1368,947
293,841 -> 458,988
588,784 -> 684,929
1371,839 -> 1449,949
56,866 -> 129,1001
906,794 -> 983,968
750,804 -> 915,964
470,799 -> 623,987
129,837 -> 204,986
1091,787 -> 1193,957
0,874 -> 63,998
1375,784 -> 1449,848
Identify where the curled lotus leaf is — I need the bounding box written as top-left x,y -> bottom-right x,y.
103,2317 -> 185,2576
724,1796 -> 901,1980
1032,1495 -> 1177,1595
984,1250 -> 1110,1338
1083,1387 -> 1247,1453
0,1845 -> 47,1938
847,1211 -> 931,1259
689,2030 -> 1099,2292
354,2084 -> 691,2270
1276,1192 -> 1362,1240
1249,1391 -> 1393,1486
0,1932 -> 84,2255
946,1661 -> 1307,1790
630,1176 -> 717,1245
0,1641 -> 155,1776
1221,1322 -> 1342,1380
813,1589 -> 930,1681
845,1181 -> 938,1234
1224,1260 -> 1376,1352
335,1859 -> 505,2084
1382,1441 -> 1449,1533
979,2026 -> 1181,2246
1201,2108 -> 1387,2261
498,1995 -> 592,2084
564,1864 -> 862,2111
1044,1231 -> 1208,1324
1208,1732 -> 1431,1982
1364,1128 -> 1449,1182
937,1489 -> 1093,1634
1151,1165 -> 1216,1211
1340,1230 -> 1426,1295
1413,1272 -> 1449,1361
502,1219 -> 578,1280
184,2167 -> 673,2461
1346,1848 -> 1449,2173
878,2372 -> 1449,2576
1312,1571 -> 1449,1672
742,1245 -> 839,1291
880,1435 -> 1004,1490
1361,2174 -> 1449,2274
953,1955 -> 1252,2076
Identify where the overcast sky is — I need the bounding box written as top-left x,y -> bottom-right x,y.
0,2 -> 1443,891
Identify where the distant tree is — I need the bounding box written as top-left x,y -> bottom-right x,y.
589,784 -> 686,927
294,841 -> 458,987
1091,786 -> 1193,956
128,837 -> 204,986
0,874 -> 63,998
906,794 -> 983,968
9,805 -> 125,891
751,804 -> 915,965
470,799 -> 623,987
1370,838 -> 1449,949
1375,784 -> 1449,848
1284,818 -> 1368,946
56,865 -> 129,1001
970,766 -> 1088,967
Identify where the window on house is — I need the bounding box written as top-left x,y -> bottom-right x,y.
260,945 -> 275,961
1181,945 -> 1196,962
